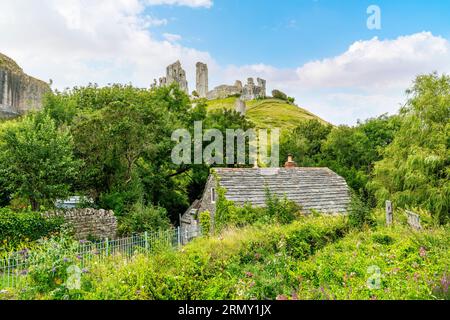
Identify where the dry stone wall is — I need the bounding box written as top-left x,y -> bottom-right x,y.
45,208 -> 118,240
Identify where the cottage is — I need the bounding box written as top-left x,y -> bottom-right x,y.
180,156 -> 351,232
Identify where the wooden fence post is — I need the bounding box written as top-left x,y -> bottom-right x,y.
406,210 -> 422,230
385,200 -> 393,226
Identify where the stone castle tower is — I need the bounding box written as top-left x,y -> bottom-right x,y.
166,60 -> 189,94
196,62 -> 208,98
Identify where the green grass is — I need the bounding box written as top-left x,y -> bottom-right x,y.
3,213 -> 448,300
206,97 -> 329,130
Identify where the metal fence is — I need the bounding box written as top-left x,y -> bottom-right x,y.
0,226 -> 201,289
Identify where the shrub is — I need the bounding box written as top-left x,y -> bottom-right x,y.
272,90 -> 288,101
265,188 -> 301,224
118,203 -> 171,236
0,208 -> 64,248
199,211 -> 211,236
348,194 -> 375,229
19,236 -> 83,299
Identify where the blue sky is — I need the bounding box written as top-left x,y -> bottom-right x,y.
1,0 -> 450,125
147,0 -> 450,67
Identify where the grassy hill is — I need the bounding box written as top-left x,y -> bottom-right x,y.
206,97 -> 330,130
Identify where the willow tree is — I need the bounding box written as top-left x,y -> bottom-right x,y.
370,73 -> 450,224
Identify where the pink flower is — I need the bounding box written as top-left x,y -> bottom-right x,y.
419,247 -> 427,258
245,271 -> 254,278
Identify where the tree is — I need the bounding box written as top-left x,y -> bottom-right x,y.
0,114 -> 80,211
370,73 -> 450,224
280,119 -> 332,167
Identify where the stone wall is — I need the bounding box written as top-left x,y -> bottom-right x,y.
166,60 -> 189,94
45,208 -> 118,240
196,62 -> 208,98
206,81 -> 242,100
0,53 -> 50,117
241,77 -> 266,101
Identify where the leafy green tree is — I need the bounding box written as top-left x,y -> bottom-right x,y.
280,119 -> 332,166
370,73 -> 450,224
0,114 -> 80,210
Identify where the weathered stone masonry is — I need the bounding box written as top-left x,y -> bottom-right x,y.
0,53 -> 50,118
45,208 -> 118,240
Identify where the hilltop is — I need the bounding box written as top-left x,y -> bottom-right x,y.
206,97 -> 329,130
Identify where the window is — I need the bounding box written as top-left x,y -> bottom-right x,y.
211,188 -> 216,204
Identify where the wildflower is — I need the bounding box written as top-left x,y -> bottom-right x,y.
254,253 -> 261,260
245,271 -> 254,278
55,278 -> 62,285
79,240 -> 88,244
291,293 -> 299,300
76,255 -> 83,260
82,268 -> 89,274
391,268 -> 400,274
441,274 -> 449,293
51,267 -> 57,273
276,295 -> 288,300
419,247 -> 427,258
20,269 -> 28,275
63,257 -> 69,263
249,281 -> 256,288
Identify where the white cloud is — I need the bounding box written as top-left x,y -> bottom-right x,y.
1,0 -> 449,125
220,32 -> 450,125
0,0 -> 214,90
163,33 -> 182,42
296,32 -> 450,89
146,0 -> 212,8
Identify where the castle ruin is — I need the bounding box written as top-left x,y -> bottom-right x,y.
0,53 -> 50,118
152,60 -> 189,94
152,60 -> 267,102
196,62 -> 208,98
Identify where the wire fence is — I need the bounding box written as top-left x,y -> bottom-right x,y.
0,226 -> 201,289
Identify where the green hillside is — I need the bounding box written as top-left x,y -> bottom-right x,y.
206,97 -> 330,130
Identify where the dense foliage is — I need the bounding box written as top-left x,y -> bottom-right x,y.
370,73 -> 450,224
0,114 -> 80,211
6,213 -> 448,300
0,208 -> 63,249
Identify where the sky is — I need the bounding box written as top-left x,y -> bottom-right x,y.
1,0 -> 450,125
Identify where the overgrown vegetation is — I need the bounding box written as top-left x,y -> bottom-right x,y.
5,213 -> 448,300
0,208 -> 63,250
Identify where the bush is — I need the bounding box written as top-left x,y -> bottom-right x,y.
265,188 -> 301,225
20,236 -> 82,299
0,208 -> 64,248
215,185 -> 301,232
118,203 -> 171,236
272,90 -> 288,101
348,194 -> 375,229
199,211 -> 211,236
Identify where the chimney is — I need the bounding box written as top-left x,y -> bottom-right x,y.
284,154 -> 297,168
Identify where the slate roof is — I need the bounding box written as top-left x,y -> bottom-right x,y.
213,167 -> 350,214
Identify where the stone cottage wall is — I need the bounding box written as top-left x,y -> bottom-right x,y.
45,208 -> 117,240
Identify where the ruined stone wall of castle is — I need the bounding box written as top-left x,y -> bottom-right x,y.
0,53 -> 50,118
196,62 -> 208,98
166,60 -> 189,94
45,208 -> 118,240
